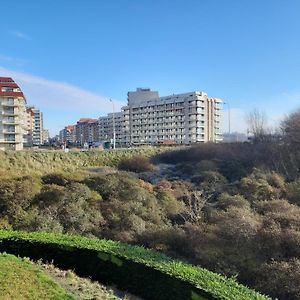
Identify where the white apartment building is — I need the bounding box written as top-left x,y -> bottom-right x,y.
0,77 -> 28,150
98,88 -> 222,146
27,107 -> 44,146
123,88 -> 222,145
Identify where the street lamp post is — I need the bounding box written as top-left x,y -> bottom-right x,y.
109,98 -> 116,149
224,102 -> 231,134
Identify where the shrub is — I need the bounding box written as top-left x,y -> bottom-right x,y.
217,193 -> 250,210
0,175 -> 41,224
254,259 -> 300,300
240,169 -> 280,202
30,183 -> 104,236
118,155 -> 154,173
286,179 -> 300,205
155,188 -> 186,219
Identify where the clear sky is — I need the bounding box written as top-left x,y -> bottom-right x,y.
1,0 -> 300,135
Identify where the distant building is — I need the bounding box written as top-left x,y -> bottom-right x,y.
32,108 -> 43,145
75,118 -> 99,145
98,88 -> 222,146
26,106 -> 44,146
0,77 -> 28,150
43,129 -> 50,144
59,125 -> 76,145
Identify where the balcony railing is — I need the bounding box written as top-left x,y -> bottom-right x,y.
2,118 -> 20,124
1,101 -> 19,107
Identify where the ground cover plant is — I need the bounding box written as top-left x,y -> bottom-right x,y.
0,230 -> 270,300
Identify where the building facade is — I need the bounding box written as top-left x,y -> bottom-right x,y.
98,112 -> 124,146
75,118 -> 99,145
24,107 -> 35,146
99,88 -> 222,146
0,77 -> 28,150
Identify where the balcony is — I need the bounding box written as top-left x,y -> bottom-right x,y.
2,118 -> 20,125
1,101 -> 19,107
3,130 -> 21,135
0,136 -> 17,143
2,109 -> 18,116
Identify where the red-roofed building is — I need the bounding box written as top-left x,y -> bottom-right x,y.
75,118 -> 99,145
59,125 -> 76,145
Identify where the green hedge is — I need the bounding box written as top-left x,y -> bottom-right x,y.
0,231 -> 270,300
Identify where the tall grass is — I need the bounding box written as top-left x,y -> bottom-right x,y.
0,147 -> 172,175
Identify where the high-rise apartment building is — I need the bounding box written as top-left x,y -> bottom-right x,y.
31,107 -> 43,146
0,77 -> 28,150
123,88 -> 222,144
98,88 -> 222,146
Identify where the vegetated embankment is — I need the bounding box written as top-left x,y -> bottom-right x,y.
0,230 -> 271,300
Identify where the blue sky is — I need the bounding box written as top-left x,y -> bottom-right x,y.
1,0 -> 300,135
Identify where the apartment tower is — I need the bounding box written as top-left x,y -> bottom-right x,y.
27,107 -> 43,146
122,88 -> 222,145
0,77 -> 27,150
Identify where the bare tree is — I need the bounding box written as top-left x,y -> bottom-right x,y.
281,108 -> 300,147
246,109 -> 268,140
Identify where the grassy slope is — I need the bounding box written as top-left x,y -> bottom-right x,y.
34,260 -> 139,300
0,253 -> 73,300
0,230 -> 271,300
0,147 -> 171,175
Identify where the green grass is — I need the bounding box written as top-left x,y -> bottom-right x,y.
0,230 -> 271,300
0,147 -> 173,175
0,253 -> 73,300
